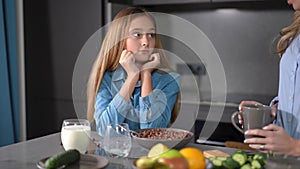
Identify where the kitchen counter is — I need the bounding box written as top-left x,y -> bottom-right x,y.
0,132 -> 240,169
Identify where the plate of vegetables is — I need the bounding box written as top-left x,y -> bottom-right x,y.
37,149 -> 109,169
208,150 -> 269,169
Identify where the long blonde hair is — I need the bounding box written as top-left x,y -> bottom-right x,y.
277,11 -> 300,57
87,7 -> 179,123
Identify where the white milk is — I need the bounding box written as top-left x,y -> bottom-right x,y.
61,125 -> 91,154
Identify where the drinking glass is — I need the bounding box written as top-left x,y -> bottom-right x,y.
103,123 -> 132,158
61,119 -> 91,154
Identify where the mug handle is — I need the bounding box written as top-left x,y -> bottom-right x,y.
231,111 -> 244,133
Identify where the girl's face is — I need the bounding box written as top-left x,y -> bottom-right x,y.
126,15 -> 156,64
288,0 -> 300,10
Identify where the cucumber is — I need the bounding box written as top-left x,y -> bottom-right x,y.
232,152 -> 248,166
216,157 -> 227,161
251,159 -> 262,169
222,158 -> 240,169
211,158 -> 223,168
240,163 -> 252,169
45,149 -> 80,169
253,153 -> 266,165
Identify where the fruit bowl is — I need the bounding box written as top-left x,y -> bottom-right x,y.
132,158 -> 213,169
131,128 -> 194,149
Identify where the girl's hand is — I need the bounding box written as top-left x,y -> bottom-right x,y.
141,53 -> 160,73
244,124 -> 297,155
119,50 -> 139,78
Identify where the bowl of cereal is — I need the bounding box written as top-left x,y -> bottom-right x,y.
131,128 -> 194,149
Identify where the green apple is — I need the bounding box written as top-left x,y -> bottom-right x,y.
159,149 -> 183,158
155,157 -> 189,169
136,157 -> 155,169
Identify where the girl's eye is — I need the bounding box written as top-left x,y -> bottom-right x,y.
129,32 -> 156,39
132,33 -> 142,38
147,33 -> 155,38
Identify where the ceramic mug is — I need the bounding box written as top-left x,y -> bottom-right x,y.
231,104 -> 273,138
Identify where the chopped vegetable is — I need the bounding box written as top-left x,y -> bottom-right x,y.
222,158 -> 240,169
45,149 -> 80,169
232,152 -> 247,166
209,149 -> 269,169
240,163 -> 252,169
210,158 -> 223,168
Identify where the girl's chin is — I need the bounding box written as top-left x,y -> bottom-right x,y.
135,60 -> 149,65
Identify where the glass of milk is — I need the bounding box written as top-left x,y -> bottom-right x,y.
61,119 -> 91,154
103,123 -> 132,158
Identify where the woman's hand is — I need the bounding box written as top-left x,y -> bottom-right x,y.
244,124 -> 299,155
119,50 -> 140,78
238,101 -> 262,124
141,53 -> 160,73
238,101 -> 277,125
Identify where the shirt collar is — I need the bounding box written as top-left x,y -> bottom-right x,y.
111,65 -> 142,87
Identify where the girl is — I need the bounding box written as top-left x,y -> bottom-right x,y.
87,7 -> 180,136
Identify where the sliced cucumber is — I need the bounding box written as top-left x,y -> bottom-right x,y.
253,153 -> 266,165
240,163 -> 252,169
222,158 -> 240,169
232,152 -> 248,166
216,157 -> 227,161
211,159 -> 223,168
45,149 -> 80,169
251,159 -> 262,169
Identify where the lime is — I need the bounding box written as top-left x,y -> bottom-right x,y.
147,143 -> 169,158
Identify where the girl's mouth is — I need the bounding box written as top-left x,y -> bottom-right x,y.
139,50 -> 150,54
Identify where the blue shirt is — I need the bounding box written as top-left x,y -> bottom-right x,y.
272,34 -> 300,139
94,66 -> 180,136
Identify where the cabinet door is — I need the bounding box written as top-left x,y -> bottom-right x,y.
212,0 -> 266,2
109,0 -> 210,6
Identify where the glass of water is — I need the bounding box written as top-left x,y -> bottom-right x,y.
103,123 -> 132,158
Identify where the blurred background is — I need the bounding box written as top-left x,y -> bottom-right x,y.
0,0 -> 293,146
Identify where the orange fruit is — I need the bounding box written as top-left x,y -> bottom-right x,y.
179,147 -> 206,169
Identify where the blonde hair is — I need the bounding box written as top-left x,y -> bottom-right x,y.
87,7 -> 179,123
277,11 -> 300,57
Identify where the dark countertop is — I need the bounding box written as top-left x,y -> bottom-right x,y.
0,132 -> 240,169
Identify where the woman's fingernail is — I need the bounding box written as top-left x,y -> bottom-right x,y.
248,144 -> 254,148
244,140 -> 248,143
263,126 -> 268,130
245,130 -> 249,135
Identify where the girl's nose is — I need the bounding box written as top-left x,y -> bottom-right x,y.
141,36 -> 149,47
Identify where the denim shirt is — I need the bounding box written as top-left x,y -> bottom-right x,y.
94,66 -> 180,136
271,34 -> 300,139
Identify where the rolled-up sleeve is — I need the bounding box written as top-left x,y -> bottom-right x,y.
94,76 -> 133,136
